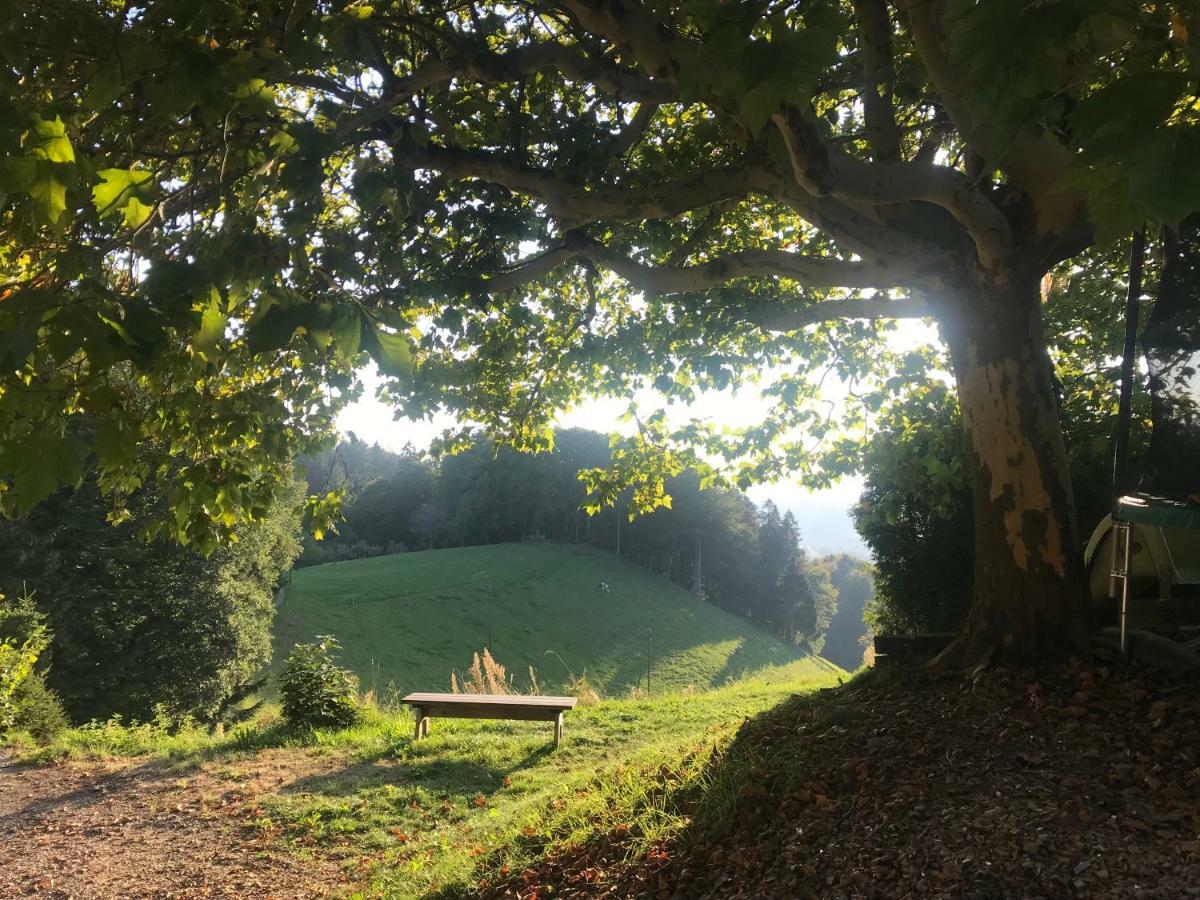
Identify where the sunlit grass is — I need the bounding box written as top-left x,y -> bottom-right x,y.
277,542 -> 840,699
8,671 -> 845,898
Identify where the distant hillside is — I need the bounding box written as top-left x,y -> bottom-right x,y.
275,542 -> 842,697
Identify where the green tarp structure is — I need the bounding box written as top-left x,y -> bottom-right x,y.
1118,495 -> 1200,531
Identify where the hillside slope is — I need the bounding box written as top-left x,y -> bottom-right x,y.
275,542 -> 840,696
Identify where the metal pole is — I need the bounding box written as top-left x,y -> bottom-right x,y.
1112,230 -> 1146,512
645,628 -> 651,696
1120,523 -> 1132,657
1110,231 -> 1146,660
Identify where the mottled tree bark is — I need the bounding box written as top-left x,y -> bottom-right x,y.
937,269 -> 1092,665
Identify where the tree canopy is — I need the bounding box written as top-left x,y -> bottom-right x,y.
3,1 -> 1198,658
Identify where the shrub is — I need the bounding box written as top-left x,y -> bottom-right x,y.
279,636 -> 360,729
450,647 -> 519,695
0,591 -> 50,732
12,672 -> 69,743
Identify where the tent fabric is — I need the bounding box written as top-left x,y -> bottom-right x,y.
1085,514 -> 1200,601
1118,493 -> 1200,530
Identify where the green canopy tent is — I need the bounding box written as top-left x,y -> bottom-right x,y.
1084,220 -> 1200,655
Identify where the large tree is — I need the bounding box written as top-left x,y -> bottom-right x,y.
2,1 -> 1197,662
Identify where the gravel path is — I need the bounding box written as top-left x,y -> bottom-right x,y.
0,750 -> 355,899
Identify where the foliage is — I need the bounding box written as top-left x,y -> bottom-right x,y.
11,670 -> 69,743
276,542 -> 840,698
279,636 -> 361,730
0,590 -> 49,731
855,384 -> 975,635
2,0 -> 1194,552
0,475 -> 304,724
566,672 -> 603,706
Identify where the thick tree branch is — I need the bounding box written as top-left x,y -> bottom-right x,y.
604,101 -> 659,162
853,0 -> 903,164
480,247 -> 579,292
897,0 -> 1082,238
557,0 -> 685,80
571,236 -> 927,293
389,140 -> 754,229
369,41 -> 674,110
771,105 -> 1010,268
750,168 -> 946,267
456,233 -> 933,300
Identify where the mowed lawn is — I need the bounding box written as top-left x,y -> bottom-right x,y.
276,542 -> 840,697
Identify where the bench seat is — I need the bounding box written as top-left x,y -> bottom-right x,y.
401,693 -> 578,747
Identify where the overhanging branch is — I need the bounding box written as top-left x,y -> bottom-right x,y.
389,141 -> 755,229
772,105 -> 1010,268
570,235 -> 926,293
462,233 -> 932,298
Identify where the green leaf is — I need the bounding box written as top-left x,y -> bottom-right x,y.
24,116 -> 74,163
93,419 -> 139,469
93,168 -> 155,226
123,196 -> 155,228
0,329 -> 34,371
29,167 -> 67,224
195,290 -> 227,356
330,306 -> 363,358
1,431 -> 87,514
231,78 -> 276,110
366,325 -> 414,379
245,301 -> 302,354
269,129 -> 298,155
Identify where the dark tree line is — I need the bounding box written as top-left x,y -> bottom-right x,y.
301,429 -> 846,648
0,476 -> 303,725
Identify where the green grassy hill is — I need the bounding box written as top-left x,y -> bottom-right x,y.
275,542 -> 841,697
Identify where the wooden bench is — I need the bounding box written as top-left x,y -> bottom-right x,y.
400,693 -> 578,748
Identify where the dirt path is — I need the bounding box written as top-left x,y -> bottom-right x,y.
0,750 -> 357,899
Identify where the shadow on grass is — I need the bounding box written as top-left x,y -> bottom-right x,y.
277,742 -> 555,803
711,634 -> 806,686
426,673 -> 868,899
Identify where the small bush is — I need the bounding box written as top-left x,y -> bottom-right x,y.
13,671 -> 69,743
0,591 -> 50,732
279,636 -> 360,729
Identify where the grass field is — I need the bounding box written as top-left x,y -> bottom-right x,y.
275,542 -> 840,698
15,670 -> 845,897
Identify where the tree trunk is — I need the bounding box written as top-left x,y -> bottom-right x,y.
938,270 -> 1092,666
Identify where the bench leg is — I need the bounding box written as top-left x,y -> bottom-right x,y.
413,707 -> 425,740
421,716 -> 430,738
553,712 -> 563,749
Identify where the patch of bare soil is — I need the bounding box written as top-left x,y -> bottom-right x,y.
490,663 -> 1200,899
0,749 -> 357,899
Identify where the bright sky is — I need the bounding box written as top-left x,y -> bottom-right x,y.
336,319 -> 942,557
